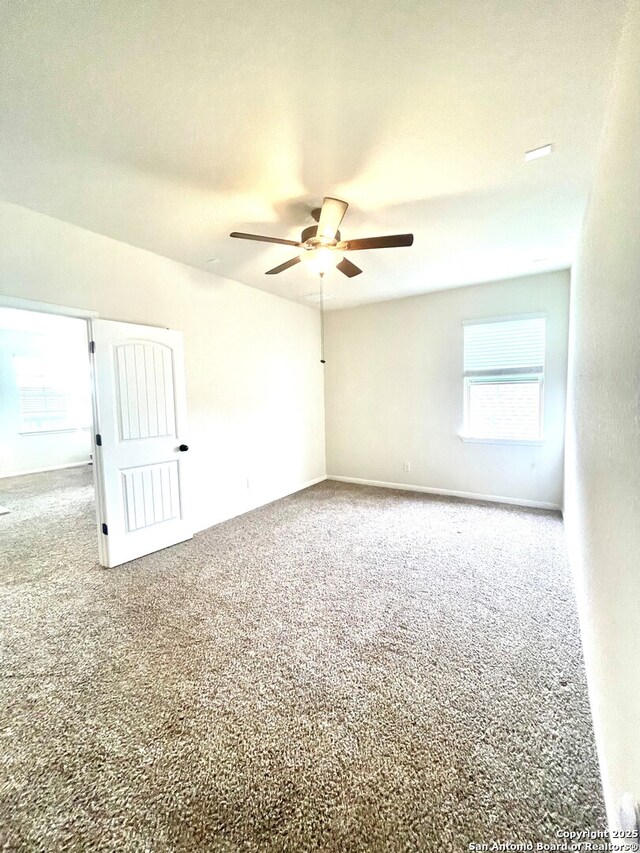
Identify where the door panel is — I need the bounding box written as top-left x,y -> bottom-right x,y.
115,342 -> 175,440
122,461 -> 180,531
90,319 -> 192,567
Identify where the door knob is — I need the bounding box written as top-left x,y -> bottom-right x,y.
178,444 -> 189,452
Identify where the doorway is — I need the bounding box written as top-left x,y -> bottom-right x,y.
0,299 -> 193,568
0,307 -> 93,522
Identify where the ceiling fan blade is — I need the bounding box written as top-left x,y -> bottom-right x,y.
339,234 -> 414,251
336,258 -> 363,278
230,231 -> 301,247
265,256 -> 302,275
317,197 -> 349,241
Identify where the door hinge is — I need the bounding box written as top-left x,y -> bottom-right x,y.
95,434 -> 102,446
89,340 -> 95,354
101,523 -> 108,535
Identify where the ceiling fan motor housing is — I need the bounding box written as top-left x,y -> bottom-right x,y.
301,225 -> 341,247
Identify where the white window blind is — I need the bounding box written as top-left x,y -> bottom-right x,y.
14,355 -> 70,432
13,354 -> 91,433
464,317 -> 545,376
463,317 -> 546,441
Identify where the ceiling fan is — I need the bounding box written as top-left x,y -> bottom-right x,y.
230,197 -> 414,278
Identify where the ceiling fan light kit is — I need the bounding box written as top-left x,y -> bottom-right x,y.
300,246 -> 343,275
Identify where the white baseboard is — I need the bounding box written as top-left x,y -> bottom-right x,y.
296,476 -> 328,489
327,475 -> 561,511
195,475 -> 327,533
0,460 -> 92,479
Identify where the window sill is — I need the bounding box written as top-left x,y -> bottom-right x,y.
19,428 -> 89,436
459,435 -> 544,446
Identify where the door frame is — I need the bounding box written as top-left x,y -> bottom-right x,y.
0,295 -> 98,320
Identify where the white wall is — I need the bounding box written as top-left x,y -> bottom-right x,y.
0,312 -> 91,477
324,270 -> 569,508
0,200 -> 326,532
564,0 -> 640,831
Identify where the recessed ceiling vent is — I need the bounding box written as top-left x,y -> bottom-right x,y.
524,144 -> 553,161
304,292 -> 336,304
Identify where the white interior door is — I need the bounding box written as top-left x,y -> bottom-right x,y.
90,319 -> 193,567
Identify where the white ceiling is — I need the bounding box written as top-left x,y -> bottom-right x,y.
0,0 -> 625,309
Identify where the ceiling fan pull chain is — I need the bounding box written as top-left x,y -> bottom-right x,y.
319,272 -> 326,364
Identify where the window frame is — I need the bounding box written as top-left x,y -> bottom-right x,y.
461,314 -> 546,445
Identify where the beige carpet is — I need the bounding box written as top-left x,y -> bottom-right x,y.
0,467 -> 604,852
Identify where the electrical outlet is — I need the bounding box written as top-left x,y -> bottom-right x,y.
246,478 -> 251,490
403,462 -> 411,473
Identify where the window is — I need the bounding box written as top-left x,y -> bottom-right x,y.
13,354 -> 91,434
463,316 -> 545,441
14,355 -> 70,433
